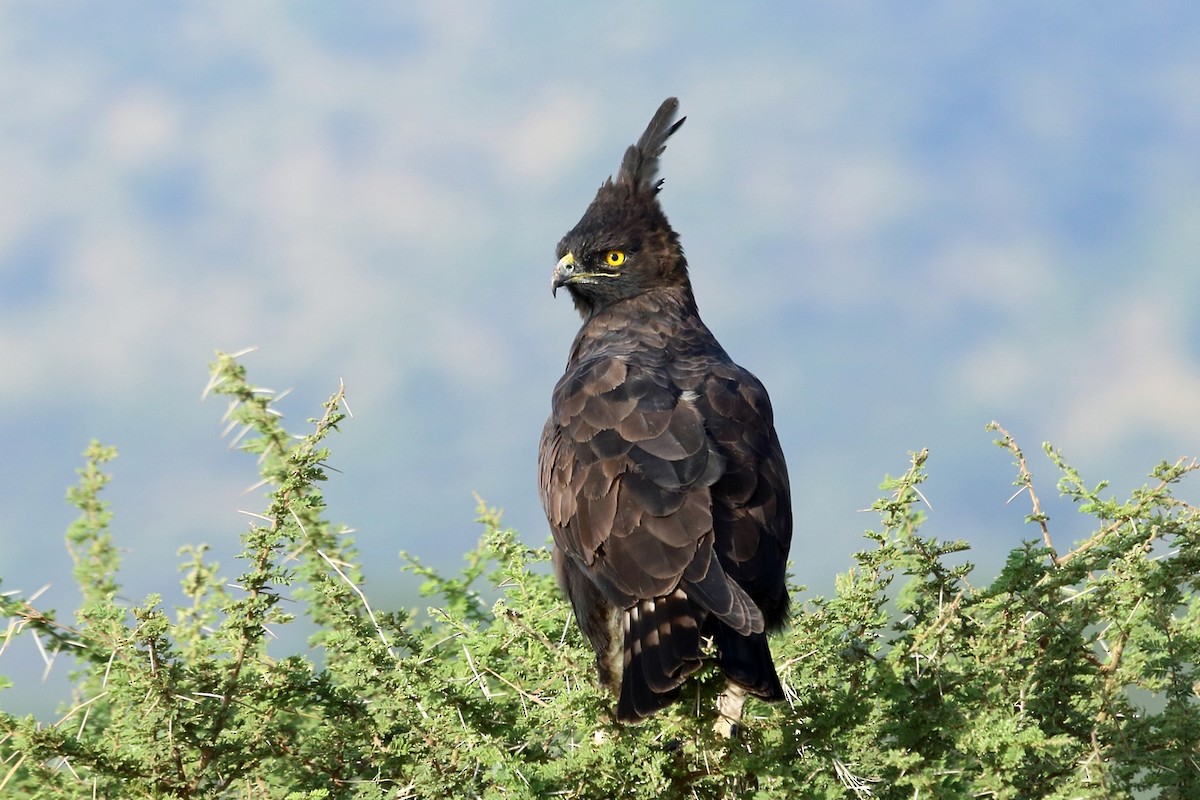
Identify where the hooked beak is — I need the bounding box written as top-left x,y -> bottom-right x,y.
551,252 -> 576,297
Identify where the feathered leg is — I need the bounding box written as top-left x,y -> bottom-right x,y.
713,681 -> 748,738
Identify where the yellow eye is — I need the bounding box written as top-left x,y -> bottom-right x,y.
605,250 -> 626,267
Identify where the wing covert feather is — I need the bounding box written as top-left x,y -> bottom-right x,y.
543,348 -> 790,635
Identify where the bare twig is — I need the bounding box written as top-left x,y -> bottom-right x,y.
461,643 -> 494,700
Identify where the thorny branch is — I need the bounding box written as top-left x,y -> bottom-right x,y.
990,421 -> 1058,564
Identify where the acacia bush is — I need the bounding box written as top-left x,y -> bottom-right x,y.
1,353 -> 1198,798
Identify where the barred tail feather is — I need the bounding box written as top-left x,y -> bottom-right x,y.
616,589 -> 704,722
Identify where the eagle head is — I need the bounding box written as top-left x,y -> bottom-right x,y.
553,97 -> 691,317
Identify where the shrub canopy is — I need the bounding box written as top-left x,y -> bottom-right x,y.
1,354 -> 1198,798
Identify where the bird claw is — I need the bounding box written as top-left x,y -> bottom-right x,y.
712,716 -> 740,739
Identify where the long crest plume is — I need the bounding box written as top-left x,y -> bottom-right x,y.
615,97 -> 686,196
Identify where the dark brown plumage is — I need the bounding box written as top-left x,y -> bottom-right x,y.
538,97 -> 792,730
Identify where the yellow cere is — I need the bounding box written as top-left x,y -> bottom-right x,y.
605,250 -> 626,267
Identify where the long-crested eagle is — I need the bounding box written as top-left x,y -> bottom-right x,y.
538,97 -> 793,735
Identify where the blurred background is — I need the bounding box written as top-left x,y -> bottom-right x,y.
2,2 -> 1199,718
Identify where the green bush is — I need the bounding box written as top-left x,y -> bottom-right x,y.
1,353 -> 1198,798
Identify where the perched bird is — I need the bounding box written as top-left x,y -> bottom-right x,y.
538,97 -> 793,735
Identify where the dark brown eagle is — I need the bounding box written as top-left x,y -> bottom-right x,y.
538,98 -> 793,735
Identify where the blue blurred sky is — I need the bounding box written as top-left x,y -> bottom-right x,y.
3,3 -> 1199,717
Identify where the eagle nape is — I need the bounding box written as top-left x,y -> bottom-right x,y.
538,97 -> 793,737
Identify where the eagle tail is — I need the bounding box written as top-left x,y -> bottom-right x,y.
711,623 -> 785,701
616,589 -> 704,722
617,97 -> 686,196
